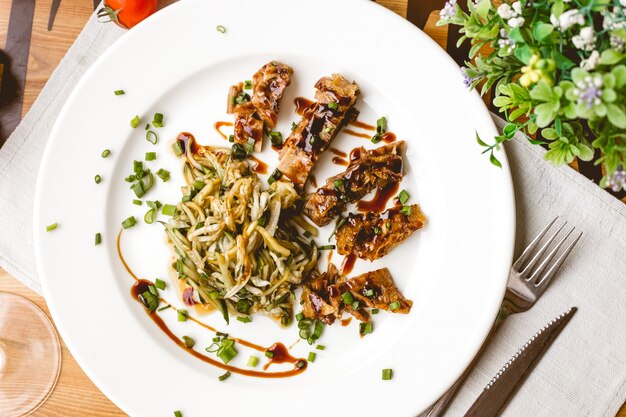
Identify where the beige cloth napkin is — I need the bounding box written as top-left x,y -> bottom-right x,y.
1,11 -> 625,417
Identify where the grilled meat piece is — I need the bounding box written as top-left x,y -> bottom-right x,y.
251,61 -> 293,129
227,62 -> 293,152
336,204 -> 426,261
303,141 -> 405,226
337,268 -> 412,314
278,74 -> 360,188
301,264 -> 341,324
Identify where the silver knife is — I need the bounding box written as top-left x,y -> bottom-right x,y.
464,307 -> 578,417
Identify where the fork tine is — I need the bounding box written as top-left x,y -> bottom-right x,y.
527,226 -> 574,284
519,221 -> 567,278
512,216 -> 559,271
534,231 -> 583,294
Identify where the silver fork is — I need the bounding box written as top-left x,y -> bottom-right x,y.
426,217 -> 582,417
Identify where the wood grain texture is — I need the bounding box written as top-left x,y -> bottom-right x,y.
0,0 -> 624,415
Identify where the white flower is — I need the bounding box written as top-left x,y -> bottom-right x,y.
552,9 -> 585,31
512,1 -> 522,14
611,35 -> 625,52
580,50 -> 600,71
498,29 -> 516,52
508,17 -> 525,27
621,0 -> 626,7
439,0 -> 457,21
603,7 -> 626,30
572,26 -> 597,51
497,3 -> 514,19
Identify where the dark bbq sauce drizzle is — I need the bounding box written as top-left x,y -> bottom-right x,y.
356,182 -> 400,213
214,121 -> 234,140
176,132 -> 202,155
294,97 -> 315,116
329,147 -> 348,158
349,120 -> 376,131
341,317 -> 352,327
381,132 -> 397,143
332,156 -> 349,166
341,253 -> 357,275
349,147 -> 362,162
248,155 -> 268,174
118,230 -> 306,378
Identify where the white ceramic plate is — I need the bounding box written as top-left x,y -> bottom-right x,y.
34,1 -> 515,416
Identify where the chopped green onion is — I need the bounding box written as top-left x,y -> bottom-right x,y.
386,221 -> 391,229
114,90 -> 125,95
144,208 -> 156,224
328,217 -> 346,241
237,316 -> 252,323
157,305 -> 171,312
398,190 -> 409,204
376,116 -> 387,134
231,143 -> 247,159
317,245 -> 336,250
265,350 -> 274,358
139,290 -> 159,312
218,371 -> 231,381
130,115 -> 140,128
296,360 -> 306,369
182,336 -> 195,348
193,179 -> 205,190
363,289 -> 375,297
145,124 -> 150,130
373,226 -> 381,235
323,126 -> 333,134
316,345 -> 326,350
308,352 -> 316,362
174,411 -> 182,417
401,205 -> 412,216
177,309 -> 188,322
146,130 -> 158,145
228,134 -> 235,143
101,149 -> 111,158
195,221 -> 205,230
291,122 -> 297,131
267,169 -> 282,185
216,25 -> 226,33
328,101 -> 338,110
371,134 -> 382,144
133,199 -> 142,206
303,230 -> 312,238
148,285 -> 158,296
155,279 -> 166,290
145,152 -> 157,161
296,313 -> 304,321
333,179 -> 344,190
352,301 -> 360,310
269,131 -> 282,146
235,92 -> 250,105
359,322 -> 373,335
247,355 -> 259,367
152,113 -> 164,128
372,308 -> 379,315
389,301 -> 401,311
95,233 -> 102,245
341,292 -> 354,305
172,141 -> 184,156
156,168 -> 170,182
162,204 -> 178,216
94,174 -> 102,184
122,216 -> 137,229
146,200 -> 162,210
244,80 -> 252,89
382,368 -> 393,380
217,340 -> 238,363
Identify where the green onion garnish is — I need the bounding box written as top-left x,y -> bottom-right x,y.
130,115 -> 140,128
376,116 -> 387,134
228,134 -> 235,143
373,226 -> 381,235
265,350 -> 274,358
101,149 -> 111,158
216,25 -> 226,33
328,217 -> 346,241
333,179 -> 344,190
133,199 -> 142,206
144,209 -> 156,224
156,168 -> 170,182
162,204 -> 178,216
231,143 -> 247,159
291,122 -> 297,131
148,285 -> 158,296
363,289 -> 375,297
382,368 -> 393,380
174,411 -> 182,417
193,179 -> 205,190
177,309 -> 188,322
244,80 -> 252,89
352,301 -> 360,310
157,305 -> 171,312
218,371 -> 231,381
145,152 -> 156,161
152,113 -> 164,128
155,279 -> 166,290
269,131 -> 282,146
237,316 -> 252,323
217,340 -> 238,363
146,130 -> 158,145
372,308 -> 379,314
114,90 -> 125,95
147,200 -> 162,210
308,352 -> 316,362
122,216 -> 137,229
359,322 -> 373,335
317,245 -> 336,250
296,313 -> 304,321
94,174 -> 102,184
371,134 -> 382,144
398,190 -> 409,204
182,336 -> 195,348
316,345 -> 326,350
235,92 -> 250,105
267,169 -> 282,185
247,355 -> 259,367
172,141 -> 184,156
341,292 -> 354,305
389,301 -> 401,311
145,124 -> 150,130
139,290 -> 159,312
401,205 -> 412,216
95,233 -> 102,245
328,101 -> 338,110
296,360 -> 307,369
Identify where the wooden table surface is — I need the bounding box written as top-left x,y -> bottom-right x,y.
0,1 -> 624,416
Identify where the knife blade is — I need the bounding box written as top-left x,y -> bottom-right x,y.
47,0 -> 61,31
463,307 -> 578,417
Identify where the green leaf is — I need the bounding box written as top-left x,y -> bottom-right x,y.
530,81 -> 556,103
509,107 -> 528,121
577,144 -> 594,161
603,73 -> 616,89
535,102 -> 557,127
613,65 -> 626,88
533,23 -> 554,41
493,96 -> 511,108
509,28 -> 525,43
554,118 -> 562,136
553,51 -> 575,71
551,0 -> 565,17
607,104 -> 626,128
602,88 -> 616,103
489,152 -> 502,168
514,45 -> 533,65
503,123 -> 517,138
571,68 -> 587,84
475,0 -> 491,19
475,132 -> 489,147
542,127 -> 559,140
599,49 -> 624,65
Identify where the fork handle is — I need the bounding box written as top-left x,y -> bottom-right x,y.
425,307 -> 511,417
